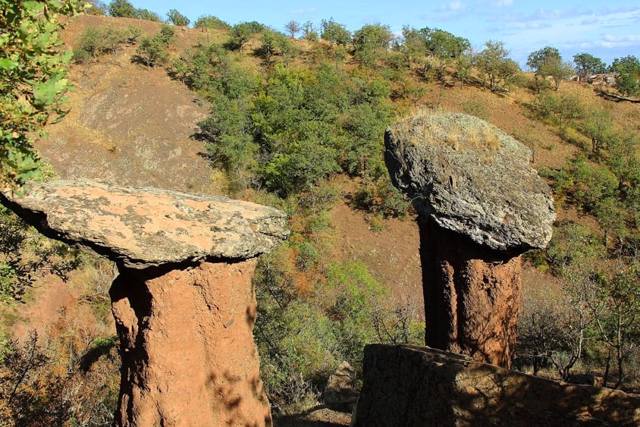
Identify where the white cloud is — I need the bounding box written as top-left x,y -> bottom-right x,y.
494,0 -> 513,6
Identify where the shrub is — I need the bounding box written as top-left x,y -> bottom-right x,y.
73,26 -> 141,63
321,18 -> 351,46
352,24 -> 394,67
135,25 -> 175,67
475,41 -> 520,91
255,30 -> 293,63
194,15 -> 230,30
351,177 -> 410,218
226,21 -> 266,51
610,56 -> 640,96
107,0 -> 135,17
134,8 -> 160,22
166,9 -> 189,27
302,21 -> 319,41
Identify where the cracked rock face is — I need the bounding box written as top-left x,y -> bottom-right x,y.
0,180 -> 289,269
385,112 -> 555,252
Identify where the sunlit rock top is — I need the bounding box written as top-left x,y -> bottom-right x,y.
385,111 -> 555,252
0,180 -> 289,269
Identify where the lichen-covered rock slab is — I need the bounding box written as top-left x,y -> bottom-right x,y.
385,112 -> 555,252
0,180 -> 289,269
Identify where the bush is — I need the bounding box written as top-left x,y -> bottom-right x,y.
166,9 -> 189,27
194,15 -> 230,30
610,56 -> 640,97
135,25 -> 175,67
255,30 -> 293,62
226,21 -> 266,51
321,18 -> 351,46
73,26 -> 141,63
351,177 -> 410,218
352,24 -> 394,67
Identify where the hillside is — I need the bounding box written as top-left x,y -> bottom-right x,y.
1,11 -> 639,426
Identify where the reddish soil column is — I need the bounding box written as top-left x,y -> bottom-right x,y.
418,216 -> 522,368
109,260 -> 272,427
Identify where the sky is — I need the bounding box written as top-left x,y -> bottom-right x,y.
128,0 -> 640,66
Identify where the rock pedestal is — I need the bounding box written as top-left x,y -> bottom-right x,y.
385,112 -> 555,367
420,218 -> 522,367
111,260 -> 270,426
1,180 -> 289,426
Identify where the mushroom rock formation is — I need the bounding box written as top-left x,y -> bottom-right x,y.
0,180 -> 289,426
385,112 -> 555,367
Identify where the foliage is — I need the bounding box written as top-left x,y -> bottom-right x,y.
351,177 -> 410,218
352,24 -> 394,67
193,15 -> 230,30
107,0 -> 134,17
321,19 -> 351,46
302,21 -> 318,41
135,25 -> 175,67
610,55 -> 640,96
226,21 -> 266,51
475,41 -> 520,91
107,0 -> 159,21
573,53 -> 606,81
255,30 -> 293,63
73,25 -> 141,63
529,92 -> 585,128
166,9 -> 190,27
527,46 -> 573,90
420,27 -> 470,60
0,0 -> 83,185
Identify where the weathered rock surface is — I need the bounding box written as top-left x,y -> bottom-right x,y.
353,345 -> 640,427
323,361 -> 359,413
0,179 -> 289,426
0,180 -> 289,269
385,112 -> 555,252
111,260 -> 272,427
419,219 -> 522,367
386,112 -> 555,367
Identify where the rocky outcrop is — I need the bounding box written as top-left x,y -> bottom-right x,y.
1,180 -> 289,426
385,112 -> 555,367
323,361 -> 358,413
353,345 -> 640,427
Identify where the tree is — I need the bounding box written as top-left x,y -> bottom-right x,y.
302,21 -> 318,41
226,22 -> 266,51
400,26 -> 426,64
0,0 -> 83,185
256,31 -> 292,63
475,41 -> 520,91
166,9 -> 190,27
352,24 -> 394,67
610,56 -> 640,96
527,47 -> 572,90
420,27 -> 470,60
194,15 -> 230,31
134,8 -> 160,22
108,0 -> 135,17
321,19 -> 351,46
573,53 -> 606,81
581,109 -> 614,155
285,20 -> 300,39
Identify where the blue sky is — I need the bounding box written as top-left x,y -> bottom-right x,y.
129,0 -> 640,66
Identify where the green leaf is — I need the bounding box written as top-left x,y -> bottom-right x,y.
0,58 -> 18,71
33,76 -> 68,107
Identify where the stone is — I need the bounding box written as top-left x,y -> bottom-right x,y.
353,345 -> 640,427
0,179 -> 289,269
385,112 -> 555,367
323,361 -> 358,413
385,112 -> 555,252
0,179 -> 289,426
